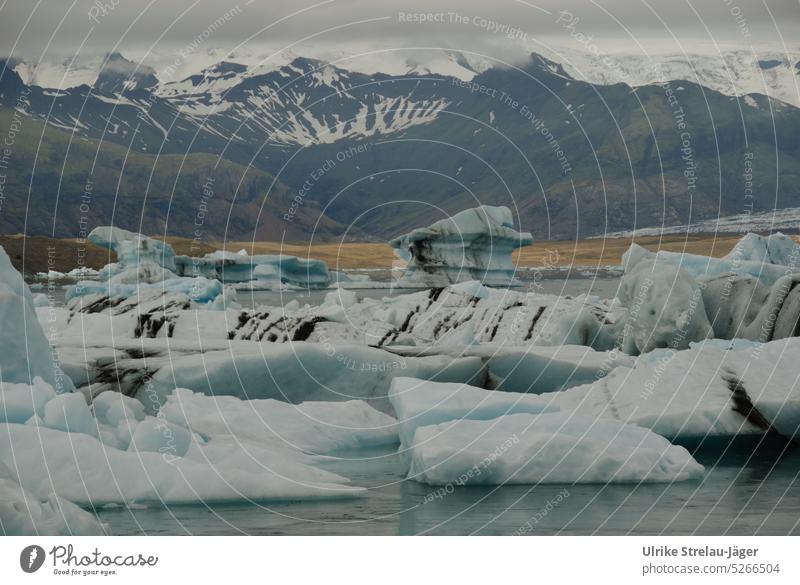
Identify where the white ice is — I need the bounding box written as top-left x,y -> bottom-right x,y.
0,248 -> 74,391
407,413 -> 703,485
388,377 -> 556,456
389,206 -> 533,287
0,461 -> 104,535
540,337 -> 800,442
173,250 -> 331,289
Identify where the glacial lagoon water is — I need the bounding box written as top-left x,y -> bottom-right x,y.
96,438 -> 800,535
39,273 -> 800,535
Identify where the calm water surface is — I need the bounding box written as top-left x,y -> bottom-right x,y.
96,438 -> 800,535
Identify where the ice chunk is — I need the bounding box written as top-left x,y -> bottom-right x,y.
128,418 -> 192,458
449,280 -> 490,299
0,462 -> 104,535
88,226 -> 178,284
408,413 -> 704,485
542,337 -> 800,443
67,227 -> 226,304
388,377 -> 556,455
0,424 -> 363,506
618,246 -> 712,354
67,276 -> 223,304
621,242 -> 800,346
33,292 -> 50,307
623,232 -> 800,287
389,205 -> 533,287
93,392 -> 146,427
0,377 -> 56,424
323,286 -> 359,309
143,342 -> 486,414
0,247 -> 74,391
43,393 -> 96,436
162,388 -> 398,455
206,285 -> 242,311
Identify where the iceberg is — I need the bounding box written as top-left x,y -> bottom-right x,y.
389,377 -> 701,485
0,247 -> 74,391
0,462 -> 104,535
162,388 -> 398,455
0,377 -> 56,424
407,413 -> 703,485
620,238 -> 800,348
0,248 -> 376,530
66,275 -> 224,304
140,342 -> 486,413
388,377 -> 557,456
0,423 -> 364,507
623,232 -> 800,287
389,205 -> 533,287
72,227 -> 332,301
174,250 -> 331,289
617,246 -> 712,354
228,283 -> 617,350
541,338 -> 800,443
87,225 -> 178,284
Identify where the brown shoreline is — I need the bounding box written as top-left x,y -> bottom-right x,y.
5,232 -> 794,275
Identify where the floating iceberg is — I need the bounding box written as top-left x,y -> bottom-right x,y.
0,461 -> 104,536
174,250 -> 331,289
623,232 -> 800,287
0,423 -> 364,507
0,248 -> 73,391
388,377 -> 702,485
66,275 -> 224,304
619,237 -> 800,349
618,246 -> 712,354
69,226 -> 223,303
88,225 -> 178,284
70,227 -> 333,301
389,206 -> 533,287
0,377 -> 56,424
541,338 -> 800,443
0,248 -> 384,532
407,413 -> 704,485
230,282 -> 617,350
388,377 -> 556,456
140,342 -> 486,413
162,388 -> 398,455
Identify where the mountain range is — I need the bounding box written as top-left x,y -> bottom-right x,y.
2,49 -> 799,242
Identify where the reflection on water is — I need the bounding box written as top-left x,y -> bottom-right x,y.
96,437 -> 800,535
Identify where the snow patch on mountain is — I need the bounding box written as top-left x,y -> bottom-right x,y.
600,207 -> 800,238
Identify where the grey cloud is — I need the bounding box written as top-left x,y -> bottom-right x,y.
1,0 -> 798,66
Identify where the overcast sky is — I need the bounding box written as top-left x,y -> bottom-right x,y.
2,0 -> 799,71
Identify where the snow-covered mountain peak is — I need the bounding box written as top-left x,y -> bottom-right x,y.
93,52 -> 158,94
532,46 -> 800,107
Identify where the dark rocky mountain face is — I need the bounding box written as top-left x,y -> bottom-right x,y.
2,52 -> 799,241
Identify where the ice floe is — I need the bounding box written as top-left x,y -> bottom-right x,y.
407,413 -> 704,485
0,461 -> 105,535
390,379 -> 702,485
389,376 -> 556,456
540,338 -> 800,443
174,249 -> 331,289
